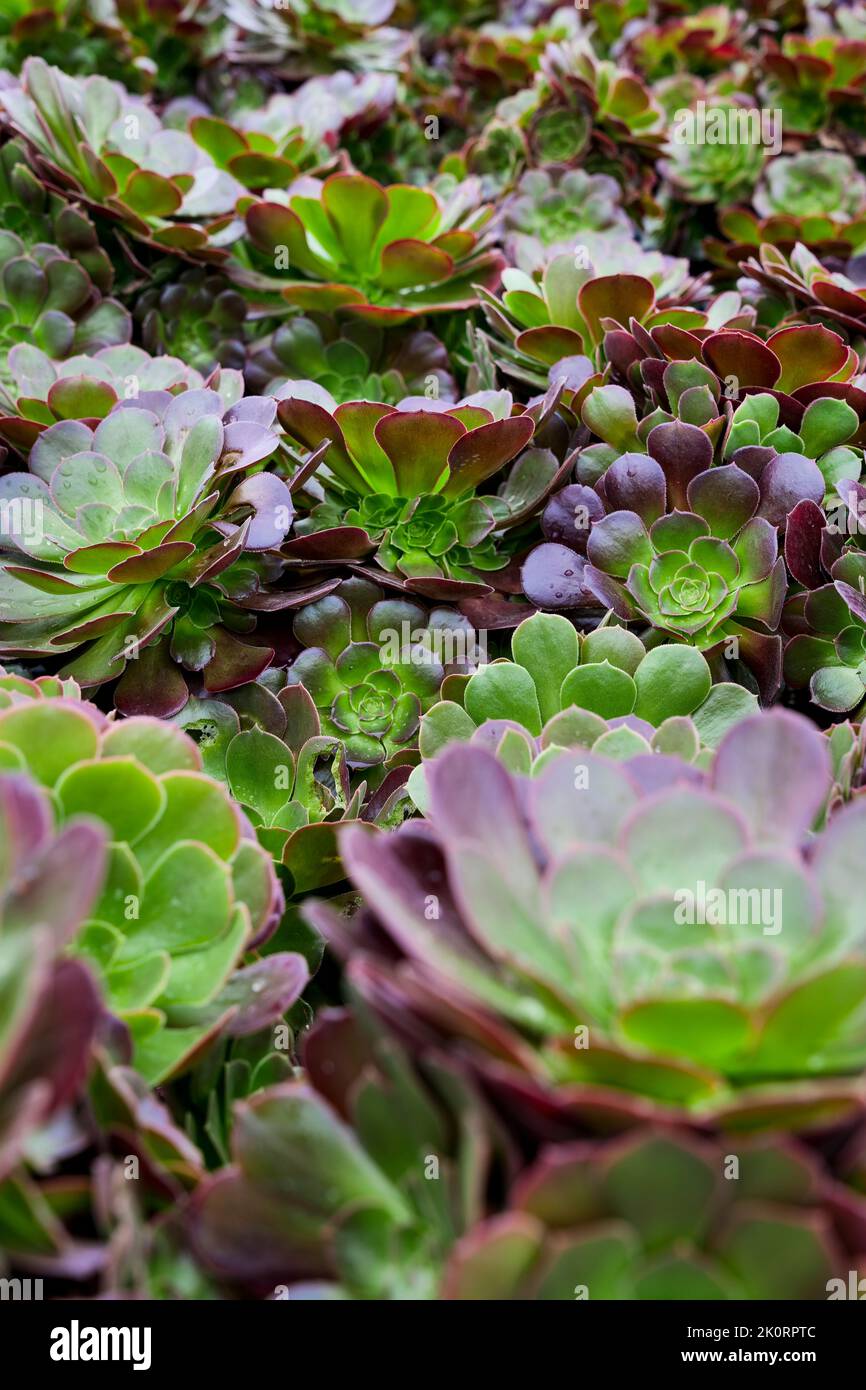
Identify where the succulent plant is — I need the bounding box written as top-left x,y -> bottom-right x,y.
783,501 -> 866,714
278,386 -> 566,590
707,206 -> 866,273
572,378 -> 856,522
500,168 -> 689,287
503,168 -> 629,262
759,33 -> 866,137
524,38 -> 666,169
5,0 -> 866,1311
246,317 -> 456,405
0,387 -> 297,713
754,151 -> 866,222
0,343 -> 232,453
0,0 -> 210,93
446,1128 -> 866,1300
0,768 -> 105,1181
313,710 -> 866,1134
743,242 -> 866,338
660,98 -> 769,205
173,674 -> 413,892
282,576 -> 480,769
418,611 -> 758,764
629,320 -> 863,432
188,1018 -> 503,1297
478,256 -> 722,389
454,10 -> 580,105
583,459 -> 786,697
136,270 -> 250,375
723,392 -> 862,496
0,234 -> 130,386
239,172 -> 504,323
231,70 -> 398,151
188,1015 -> 866,1298
0,693 -> 294,1084
625,6 -> 747,82
0,59 -> 246,260
0,137 -> 115,292
784,570 -> 866,714
223,0 -> 412,77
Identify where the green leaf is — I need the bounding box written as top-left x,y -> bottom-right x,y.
748,964 -> 866,1074
160,905 -> 248,1008
418,700 -> 477,758
56,756 -> 166,844
810,664 -> 864,712
620,998 -> 752,1068
605,1136 -> 715,1248
133,771 -> 240,873
510,612 -> 579,725
692,684 -> 759,747
226,729 -> 295,826
106,950 -> 171,1011
582,385 -> 641,452
464,663 -> 542,734
581,626 -> 645,675
122,840 -> 232,959
560,661 -> 637,719
798,398 -> 858,459
236,1085 -> 411,1223
101,718 -> 200,774
0,704 -> 98,786
632,645 -> 712,724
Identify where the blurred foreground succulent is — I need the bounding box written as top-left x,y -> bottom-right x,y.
0,769 -> 104,1181
311,710 -> 866,1134
188,1022 -> 502,1297
188,1019 -> 866,1298
0,693 -> 295,1083
445,1128 -> 866,1300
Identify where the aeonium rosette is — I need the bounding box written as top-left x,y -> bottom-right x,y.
278,383 -> 573,598
582,447 -> 790,700
0,59 -> 247,260
0,387 -> 298,714
238,171 -> 503,322
309,710 -> 866,1135
0,343 -> 240,453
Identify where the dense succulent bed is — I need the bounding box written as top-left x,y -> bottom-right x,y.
3,0 -> 866,1304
